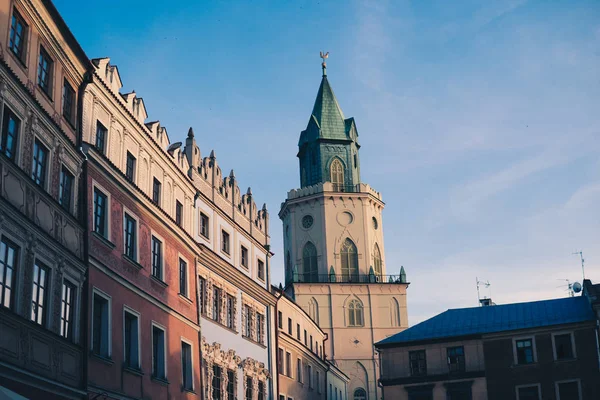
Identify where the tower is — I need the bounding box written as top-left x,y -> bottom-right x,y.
279,59 -> 409,400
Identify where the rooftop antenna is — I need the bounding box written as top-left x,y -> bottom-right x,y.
572,251 -> 585,281
476,277 -> 491,306
557,279 -> 574,297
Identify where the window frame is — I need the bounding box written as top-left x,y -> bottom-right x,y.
91,287 -> 112,358
123,306 -> 141,370
151,322 -> 167,380
31,138 -> 50,189
151,233 -> 164,281
554,379 -> 582,400
240,245 -> 249,269
123,209 -> 139,261
199,212 -> 210,239
1,105 -> 22,162
95,121 -> 108,154
409,349 -> 427,377
9,7 -> 28,65
125,151 -> 136,183
31,259 -> 50,327
513,336 -> 537,365
178,256 -> 189,297
347,299 -> 364,327
92,182 -> 111,241
175,200 -> 183,227
59,165 -> 75,213
60,278 -> 77,341
62,78 -> 76,126
226,293 -> 235,330
447,345 -> 466,374
212,286 -> 223,323
515,383 -> 542,400
551,331 -> 576,361
181,337 -> 195,391
152,177 -> 161,206
37,44 -> 54,98
257,258 -> 265,281
296,357 -> 302,383
0,236 -> 19,310
221,229 -> 231,255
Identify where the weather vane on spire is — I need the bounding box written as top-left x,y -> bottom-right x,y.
320,51 -> 329,76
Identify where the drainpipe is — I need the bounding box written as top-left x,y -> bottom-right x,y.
194,256 -> 204,400
323,332 -> 329,400
366,285 -> 377,400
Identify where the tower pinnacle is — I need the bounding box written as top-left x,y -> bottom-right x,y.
320,51 -> 329,77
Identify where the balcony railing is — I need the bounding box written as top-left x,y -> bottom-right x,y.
291,273 -> 407,284
329,184 -> 359,193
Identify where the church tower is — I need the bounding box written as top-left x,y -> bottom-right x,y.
279,59 -> 409,400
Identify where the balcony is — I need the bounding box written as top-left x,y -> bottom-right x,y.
291,273 -> 407,284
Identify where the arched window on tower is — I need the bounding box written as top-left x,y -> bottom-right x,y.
308,297 -> 319,324
302,242 -> 318,283
330,158 -> 344,191
373,244 -> 382,278
341,238 -> 359,282
286,251 -> 292,281
354,388 -> 367,400
390,298 -> 401,327
347,299 -> 364,327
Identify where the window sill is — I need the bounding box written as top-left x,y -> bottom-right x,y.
151,376 -> 170,386
513,362 -> 537,368
37,84 -> 53,103
178,294 -> 193,304
63,114 -> 76,130
92,231 -> 115,249
242,335 -> 266,349
90,352 -> 114,365
7,49 -> 28,72
201,314 -> 238,334
123,366 -> 144,376
553,357 -> 577,363
122,254 -> 143,270
150,275 -> 169,289
181,387 -> 196,394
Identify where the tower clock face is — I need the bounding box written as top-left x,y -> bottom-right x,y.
302,215 -> 314,229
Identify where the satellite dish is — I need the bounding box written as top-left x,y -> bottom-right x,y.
572,282 -> 582,293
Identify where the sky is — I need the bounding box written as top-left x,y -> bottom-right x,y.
54,0 -> 600,324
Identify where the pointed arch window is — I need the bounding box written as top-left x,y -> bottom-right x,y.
390,298 -> 400,327
373,244 -> 382,277
330,158 -> 344,191
308,297 -> 319,324
347,299 -> 364,327
341,238 -> 358,282
302,242 -> 318,283
354,388 -> 367,400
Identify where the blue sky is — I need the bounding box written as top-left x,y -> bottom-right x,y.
55,0 -> 600,323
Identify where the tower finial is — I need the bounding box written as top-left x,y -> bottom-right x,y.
320,51 -> 329,76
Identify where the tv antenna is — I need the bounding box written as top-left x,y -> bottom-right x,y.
476,277 -> 491,305
572,251 -> 585,281
557,279 -> 582,297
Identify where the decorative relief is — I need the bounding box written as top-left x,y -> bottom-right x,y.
241,357 -> 269,400
202,337 -> 241,400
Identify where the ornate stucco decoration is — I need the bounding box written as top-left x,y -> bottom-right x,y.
201,337 -> 242,400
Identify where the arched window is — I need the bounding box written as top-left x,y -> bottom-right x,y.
341,238 -> 359,282
347,299 -> 364,327
330,158 -> 344,191
302,242 -> 318,282
286,251 -> 291,280
373,244 -> 382,277
390,298 -> 400,327
354,388 -> 367,400
308,297 -> 319,324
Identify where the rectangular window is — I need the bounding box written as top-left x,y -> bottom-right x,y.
31,139 -> 48,187
152,178 -> 161,205
278,311 -> 282,329
93,188 -> 108,237
151,236 -> 162,280
200,212 -> 210,238
285,352 -> 291,377
60,280 -> 76,340
517,385 -> 540,400
246,376 -> 253,400
212,365 -> 222,400
125,151 -> 136,182
553,333 -> 574,360
288,317 -> 292,335
124,213 -> 137,260
256,312 -> 263,344
9,8 -> 28,63
92,292 -> 110,357
226,294 -> 235,329
62,79 -> 76,125
244,304 -> 252,337
316,371 -> 321,393
516,339 -> 534,365
307,365 -> 312,388
304,329 -> 307,346
213,287 -> 222,323
258,381 -> 264,400
1,105 -> 20,161
297,323 -> 300,340
59,167 -> 74,212
31,261 -> 49,326
124,310 -> 140,369
409,350 -> 427,377
181,341 -> 193,391
37,46 -> 53,97
227,370 -> 235,400
257,259 -> 265,281
0,237 -> 19,309
95,121 -> 107,153
179,258 -> 187,296
199,277 -> 206,314
297,358 -> 302,383
278,348 -> 284,373
152,325 -> 166,380
447,346 -> 465,373
310,335 -> 313,351
221,230 -> 230,254
175,200 -> 183,227
241,245 -> 248,268
557,381 -> 580,400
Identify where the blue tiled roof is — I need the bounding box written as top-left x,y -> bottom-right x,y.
376,296 -> 595,347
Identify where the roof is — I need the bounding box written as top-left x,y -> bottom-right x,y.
376,296 -> 596,347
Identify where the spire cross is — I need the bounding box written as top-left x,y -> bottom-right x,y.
320,51 -> 329,76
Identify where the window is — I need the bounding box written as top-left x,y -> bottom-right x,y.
373,243 -> 382,276
278,348 -> 284,372
330,158 -> 344,191
302,242 -> 318,282
124,213 -> 137,260
226,294 -> 235,329
556,380 -> 580,400
515,338 -> 535,364
409,350 -> 427,377
297,358 -> 302,383
517,385 -> 540,400
285,352 -> 292,377
125,151 -> 136,182
258,381 -> 264,400
256,312 -> 264,343
553,333 -> 574,360
246,377 -> 253,400
179,258 -> 187,296
31,139 -> 48,187
37,46 -> 53,97
354,388 -> 367,400
297,323 -> 301,340
288,317 -> 292,335
175,200 -> 183,227
446,381 -> 472,400
200,212 -> 210,238
304,330 -> 307,346
1,105 -> 20,161
151,236 -> 162,280
95,121 -> 107,153
152,178 -> 161,205
244,304 -> 252,337
341,238 -> 359,281
60,280 -> 76,340
213,287 -> 222,323
241,245 -> 248,268
227,370 -> 236,400
347,299 -> 364,326
181,341 -> 193,391
212,365 -> 222,400
199,277 -> 206,314
31,261 -> 49,326
124,309 -> 140,369
258,259 -> 265,281
0,238 -> 19,309
221,230 -> 230,254
316,371 -> 320,393
152,325 -> 166,380
59,167 -> 74,212
310,335 -> 313,351
9,9 -> 27,62
92,291 -> 110,358
447,346 -> 465,373
309,297 -> 319,324
278,311 -> 282,329
390,297 -> 401,327
93,188 -> 108,238
62,79 -> 76,125
307,365 -> 312,388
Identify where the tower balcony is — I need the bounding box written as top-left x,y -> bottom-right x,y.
291,272 -> 407,284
